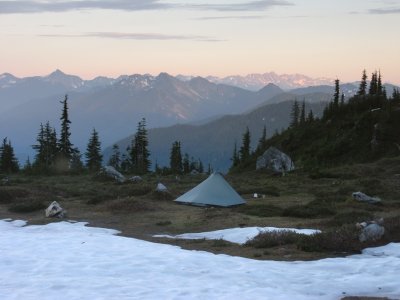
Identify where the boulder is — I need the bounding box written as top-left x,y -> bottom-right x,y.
129,176 -> 143,183
352,192 -> 381,204
101,166 -> 126,183
45,201 -> 66,218
357,221 -> 385,242
256,147 -> 295,174
156,183 -> 168,192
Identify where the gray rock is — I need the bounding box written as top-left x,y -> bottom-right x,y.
101,166 -> 126,183
156,183 -> 168,192
352,192 -> 381,204
256,147 -> 295,174
358,222 -> 385,242
45,201 -> 66,218
129,176 -> 143,183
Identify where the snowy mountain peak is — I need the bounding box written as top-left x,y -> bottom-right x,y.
0,73 -> 19,88
44,69 -> 84,89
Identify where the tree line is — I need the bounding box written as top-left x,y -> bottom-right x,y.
1,93 -> 209,175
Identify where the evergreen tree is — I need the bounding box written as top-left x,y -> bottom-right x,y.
0,138 -> 19,173
129,118 -> 151,174
207,163 -> 213,174
120,153 -> 130,172
299,100 -> 306,124
231,142 -> 240,167
333,79 -> 340,110
239,127 -> 251,162
290,100 -> 300,127
108,144 -> 121,170
58,95 -> 74,160
198,159 -> 204,173
369,71 -> 378,95
306,109 -> 315,123
340,93 -> 345,107
169,141 -> 183,174
182,153 -> 190,174
85,128 -> 103,171
257,125 -> 267,151
357,69 -> 368,96
32,122 -> 58,170
70,148 -> 84,172
377,71 -> 383,96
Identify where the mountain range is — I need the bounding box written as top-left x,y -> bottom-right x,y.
1,69 -> 398,169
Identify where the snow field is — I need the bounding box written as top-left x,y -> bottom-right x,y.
0,220 -> 399,300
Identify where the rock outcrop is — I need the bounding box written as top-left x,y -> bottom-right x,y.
352,192 -> 381,204
101,166 -> 126,183
45,201 -> 66,218
256,147 -> 295,174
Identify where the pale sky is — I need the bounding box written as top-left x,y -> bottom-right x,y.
0,0 -> 399,84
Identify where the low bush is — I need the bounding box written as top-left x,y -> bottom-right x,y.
156,220 -> 172,226
107,197 -> 154,213
282,202 -> 336,218
297,224 -> 361,253
8,199 -> 46,213
328,211 -> 374,226
0,189 -> 14,203
149,190 -> 175,201
245,230 -> 301,248
236,204 -> 282,217
127,185 -> 152,197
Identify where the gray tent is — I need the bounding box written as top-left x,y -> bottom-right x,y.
174,173 -> 246,207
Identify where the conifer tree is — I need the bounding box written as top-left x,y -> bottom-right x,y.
182,153 -> 190,174
198,159 -> 204,173
257,125 -> 267,151
357,70 -> 368,96
231,142 -> 240,167
32,122 -> 57,170
129,118 -> 151,174
70,147 -> 84,172
0,138 -> 19,173
108,144 -> 121,170
307,109 -> 314,123
333,79 -> 340,110
377,71 -> 383,96
58,95 -> 74,160
239,127 -> 251,162
85,128 -> 103,171
207,163 -> 213,174
299,100 -> 306,124
340,93 -> 345,107
290,100 -> 300,127
169,141 -> 183,174
369,71 -> 378,95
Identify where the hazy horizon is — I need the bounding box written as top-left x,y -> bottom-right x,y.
0,0 -> 399,84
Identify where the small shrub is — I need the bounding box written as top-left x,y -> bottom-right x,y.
107,197 -> 154,213
297,225 -> 361,253
282,202 -> 336,218
127,185 -> 152,197
384,215 -> 400,241
236,204 -> 282,217
0,189 -> 14,203
8,199 -> 46,213
150,190 -> 174,201
211,239 -> 230,247
156,220 -> 172,226
328,211 -> 374,226
245,230 -> 301,248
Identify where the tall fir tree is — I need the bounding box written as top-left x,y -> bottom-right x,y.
290,100 -> 300,127
357,69 -> 368,96
369,71 -> 378,95
333,79 -> 340,110
32,122 -> 58,170
85,128 -> 103,171
0,138 -> 19,173
231,142 -> 240,168
257,125 -> 267,151
377,71 -> 383,96
70,147 -> 84,172
58,95 -> 74,163
129,118 -> 151,174
307,109 -> 314,123
169,141 -> 183,174
182,153 -> 190,174
299,100 -> 306,124
108,144 -> 121,170
239,127 -> 251,162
